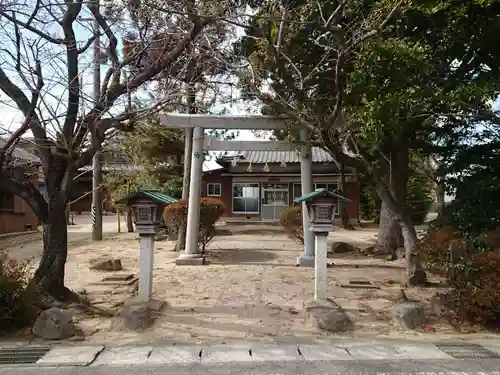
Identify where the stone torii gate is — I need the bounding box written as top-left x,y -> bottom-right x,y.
159,113 -> 315,267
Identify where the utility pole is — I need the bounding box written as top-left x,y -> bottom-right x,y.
91,0 -> 103,241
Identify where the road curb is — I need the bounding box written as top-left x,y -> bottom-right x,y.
0,341 -> 488,366
2,341 -> 500,367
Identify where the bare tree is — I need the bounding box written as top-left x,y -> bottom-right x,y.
0,0 -> 234,300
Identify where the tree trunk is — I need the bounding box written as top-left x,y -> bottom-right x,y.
127,208 -> 134,232
376,200 -> 404,254
32,204 -> 77,301
399,211 -> 427,286
176,78 -> 196,251
65,205 -> 71,224
376,183 -> 427,285
435,177 -> 446,220
373,138 -> 427,286
176,128 -> 192,251
338,163 -> 352,229
375,145 -> 407,256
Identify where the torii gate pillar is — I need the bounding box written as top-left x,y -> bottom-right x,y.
176,126 -> 205,265
297,128 -> 315,267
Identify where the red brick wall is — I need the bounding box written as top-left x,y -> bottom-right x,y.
202,172 -> 360,219
0,195 -> 39,234
68,181 -> 115,213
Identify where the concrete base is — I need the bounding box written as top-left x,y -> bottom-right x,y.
175,255 -> 206,266
120,299 -> 165,331
126,297 -> 167,312
296,255 -> 315,267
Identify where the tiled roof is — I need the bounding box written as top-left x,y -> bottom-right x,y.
238,148 -> 334,164
78,164 -> 145,172
0,137 -> 41,164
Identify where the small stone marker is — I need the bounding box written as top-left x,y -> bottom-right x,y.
89,257 -> 123,271
93,273 -> 138,286
349,278 -> 372,285
340,278 -> 380,289
102,273 -> 134,282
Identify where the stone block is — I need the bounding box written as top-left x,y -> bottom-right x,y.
304,298 -> 353,332
120,304 -> 153,331
296,255 -> 315,267
175,256 -> 205,265
32,307 -> 76,340
89,257 -> 122,271
430,292 -> 451,316
392,302 -> 426,329
250,344 -> 302,362
330,241 -> 358,254
297,344 -> 354,360
37,346 -> 105,366
91,346 -> 153,365
148,346 -> 200,364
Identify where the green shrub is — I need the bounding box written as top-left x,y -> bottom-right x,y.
359,172 -> 433,225
419,227 -> 500,325
443,173 -> 500,237
163,197 -> 225,252
0,251 -> 40,333
359,184 -> 379,221
452,249 -> 500,324
407,172 -> 433,225
279,205 -> 303,243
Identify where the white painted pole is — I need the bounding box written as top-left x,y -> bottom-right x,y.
314,233 -> 328,300
182,126 -> 204,258
297,128 -> 315,267
91,0 -> 103,241
139,234 -> 154,301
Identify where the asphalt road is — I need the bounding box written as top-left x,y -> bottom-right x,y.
3,359 -> 500,375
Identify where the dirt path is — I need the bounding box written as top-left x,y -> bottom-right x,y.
14,224 -> 494,346
0,213 -> 126,261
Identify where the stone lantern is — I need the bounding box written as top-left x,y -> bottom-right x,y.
294,188 -> 350,300
116,189 -> 178,301
131,199 -> 162,234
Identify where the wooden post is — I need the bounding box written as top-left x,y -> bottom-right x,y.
117,209 -> 121,233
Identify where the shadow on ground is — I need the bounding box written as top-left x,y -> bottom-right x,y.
207,248 -> 280,264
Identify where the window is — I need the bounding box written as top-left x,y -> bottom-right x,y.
232,183 -> 259,213
207,183 -> 221,196
293,183 -> 302,199
0,190 -> 15,211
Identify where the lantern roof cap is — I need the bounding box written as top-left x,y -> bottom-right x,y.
294,188 -> 351,204
115,189 -> 179,205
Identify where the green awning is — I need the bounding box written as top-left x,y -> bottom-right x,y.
116,189 -> 179,205
294,188 -> 351,204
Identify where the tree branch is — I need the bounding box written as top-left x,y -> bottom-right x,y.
0,172 -> 49,222
0,64 -> 51,162
74,16 -> 212,157
0,10 -> 63,44
61,0 -> 83,141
